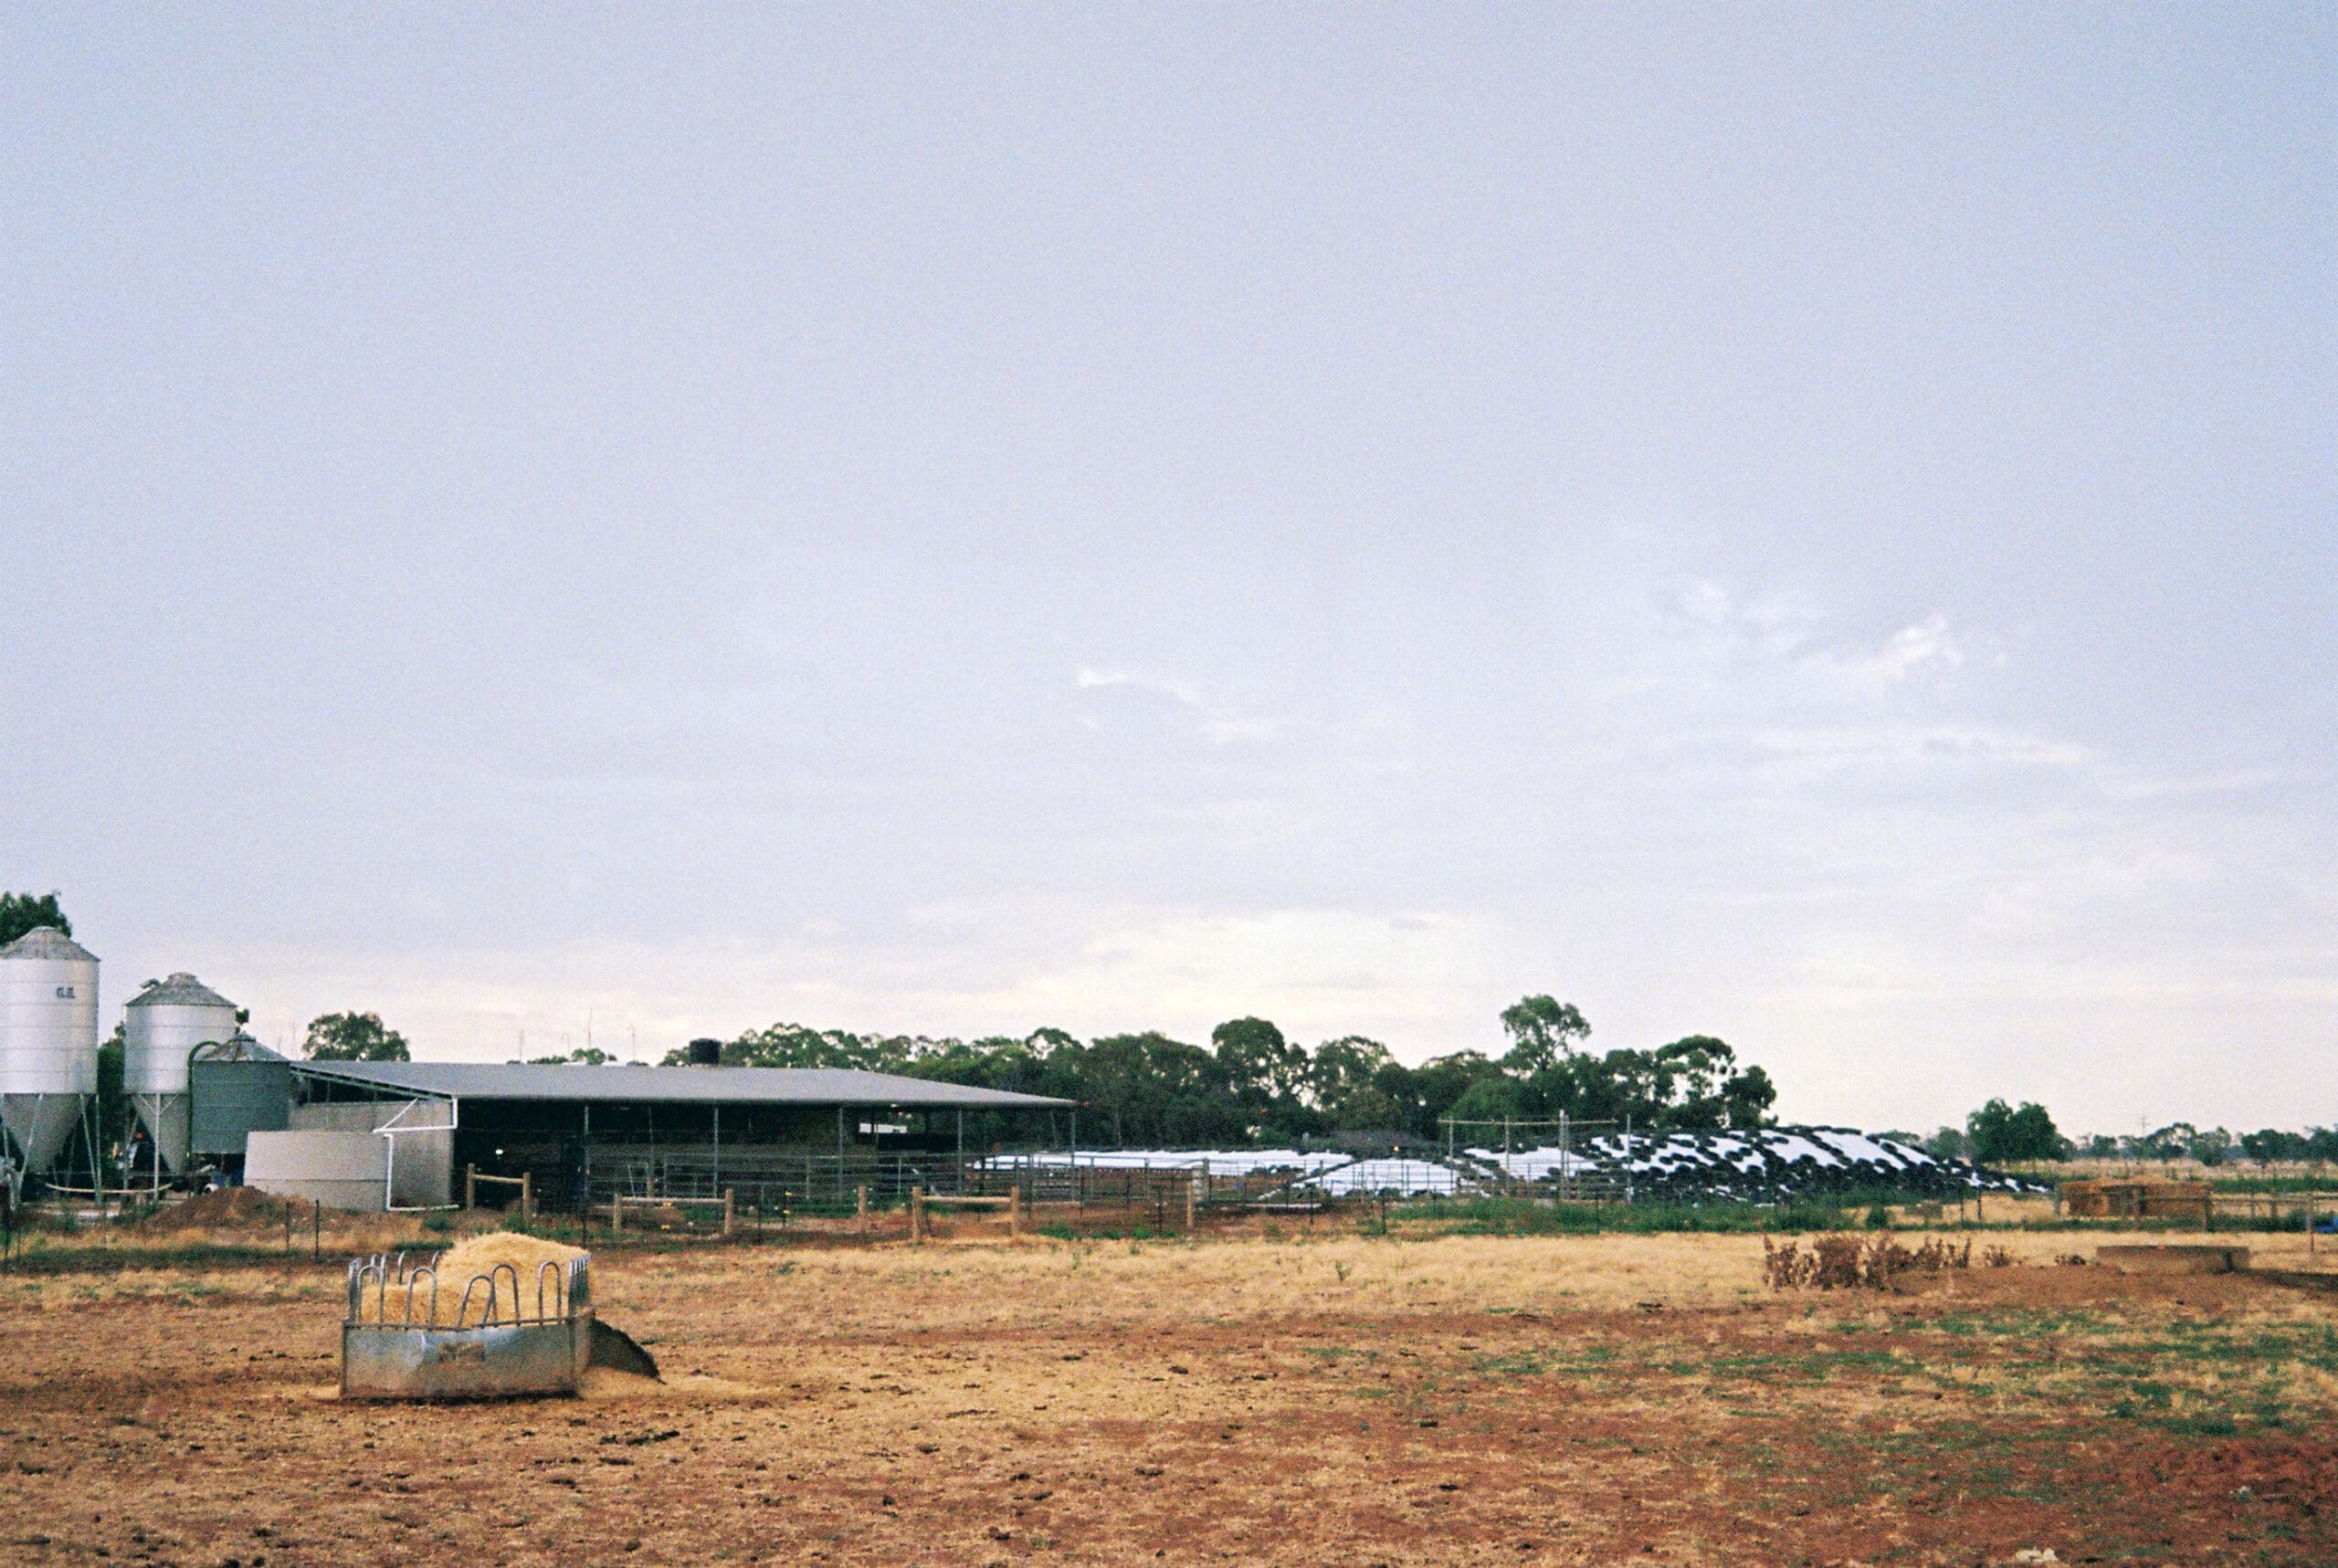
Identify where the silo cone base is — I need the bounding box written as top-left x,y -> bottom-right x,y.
1,1095 -> 85,1174
131,1095 -> 192,1174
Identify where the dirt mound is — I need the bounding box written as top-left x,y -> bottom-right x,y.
136,1186 -> 293,1232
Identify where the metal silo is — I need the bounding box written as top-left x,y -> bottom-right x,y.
122,973 -> 238,1177
0,926 -> 100,1174
188,1033 -> 291,1167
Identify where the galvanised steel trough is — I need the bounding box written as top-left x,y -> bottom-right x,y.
342,1250 -> 653,1400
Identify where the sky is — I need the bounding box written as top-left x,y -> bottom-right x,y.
2,6 -> 2332,1135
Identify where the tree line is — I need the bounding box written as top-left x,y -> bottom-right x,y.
645,994 -> 1778,1147
1900,1100 -> 2338,1168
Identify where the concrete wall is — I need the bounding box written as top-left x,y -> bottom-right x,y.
289,1100 -> 453,1207
246,1130 -> 389,1211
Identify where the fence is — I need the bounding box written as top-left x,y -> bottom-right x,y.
550,1150 -> 1424,1236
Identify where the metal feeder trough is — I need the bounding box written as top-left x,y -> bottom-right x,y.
342,1250 -> 637,1400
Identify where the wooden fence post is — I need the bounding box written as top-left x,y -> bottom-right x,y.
857,1184 -> 869,1235
723,1187 -> 735,1238
465,1164 -> 477,1211
1009,1186 -> 1021,1239
521,1171 -> 533,1228
611,1197 -> 623,1235
1185,1173 -> 1196,1232
911,1186 -> 925,1244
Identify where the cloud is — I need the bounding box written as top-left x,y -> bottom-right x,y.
1743,724 -> 2094,775
1073,668 -> 1284,743
1662,583 -> 1964,689
1075,668 -> 1205,709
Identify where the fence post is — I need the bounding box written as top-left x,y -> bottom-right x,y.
521,1172 -> 533,1228
611,1197 -> 623,1235
1009,1185 -> 1021,1239
1185,1173 -> 1196,1232
466,1164 -> 477,1211
312,1197 -> 321,1261
723,1187 -> 735,1239
911,1186 -> 925,1244
857,1184 -> 869,1235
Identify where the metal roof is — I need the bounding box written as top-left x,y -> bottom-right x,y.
289,1059 -> 1074,1109
126,972 -> 237,1009
193,1032 -> 286,1063
0,926 -> 98,963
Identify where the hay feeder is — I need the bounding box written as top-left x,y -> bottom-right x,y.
341,1246 -> 656,1400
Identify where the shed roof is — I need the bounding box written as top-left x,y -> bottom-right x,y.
290,1059 -> 1073,1110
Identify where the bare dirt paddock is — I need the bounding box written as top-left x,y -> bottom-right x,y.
3,1226 -> 2334,1567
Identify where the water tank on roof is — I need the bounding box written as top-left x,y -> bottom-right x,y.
0,926 -> 99,1173
686,1037 -> 722,1067
123,972 -> 238,1174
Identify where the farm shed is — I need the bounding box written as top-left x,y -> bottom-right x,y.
268,1059 -> 1074,1213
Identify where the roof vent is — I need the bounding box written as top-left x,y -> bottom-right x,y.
685,1037 -> 723,1068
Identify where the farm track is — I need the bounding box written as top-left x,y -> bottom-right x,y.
0,1230 -> 2333,1565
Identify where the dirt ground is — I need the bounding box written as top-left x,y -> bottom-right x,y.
2,1224 -> 2334,1567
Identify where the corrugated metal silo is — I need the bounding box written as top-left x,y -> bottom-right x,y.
189,1033 -> 291,1164
122,972 -> 238,1174
0,926 -> 100,1173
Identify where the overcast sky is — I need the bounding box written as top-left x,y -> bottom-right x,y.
4,7 -> 2331,1134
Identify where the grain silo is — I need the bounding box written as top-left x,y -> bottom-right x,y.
0,926 -> 100,1173
122,972 -> 238,1177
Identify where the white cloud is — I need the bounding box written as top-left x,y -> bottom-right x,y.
1075,667 -> 1206,709
1073,667 -> 1284,743
1660,583 -> 1964,689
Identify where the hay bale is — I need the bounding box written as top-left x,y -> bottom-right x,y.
356,1233 -> 586,1325
436,1231 -> 584,1283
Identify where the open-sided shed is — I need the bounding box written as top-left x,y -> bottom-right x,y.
274,1060 -> 1074,1212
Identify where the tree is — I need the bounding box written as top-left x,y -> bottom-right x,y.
1718,1062 -> 1776,1129
2186,1126 -> 2233,1168
1925,1127 -> 1968,1161
1448,1073 -> 1534,1124
0,891 -> 70,946
1965,1099 -> 2063,1163
303,1011 -> 411,1062
1306,1037 -> 1413,1131
1211,1017 -> 1308,1107
2239,1129 -> 2297,1166
1498,995 -> 1591,1076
